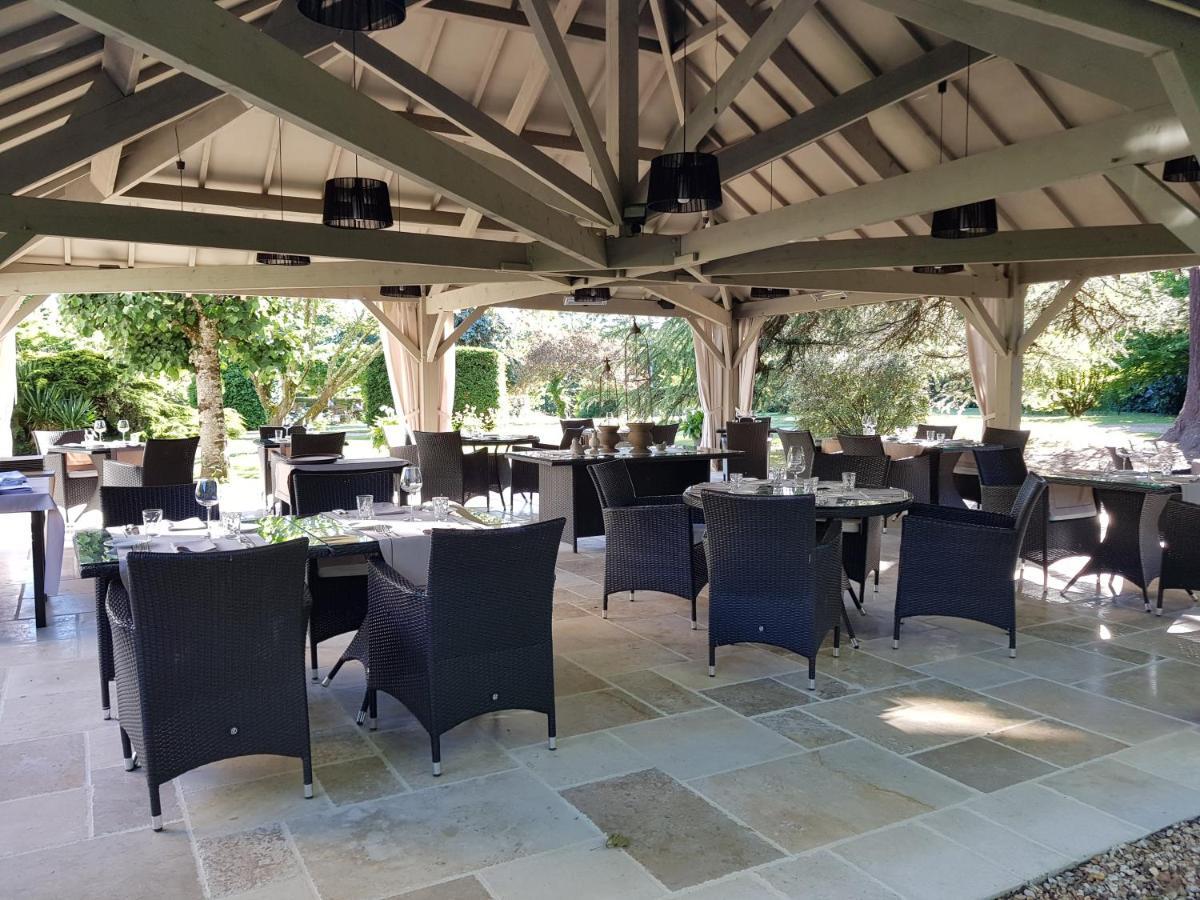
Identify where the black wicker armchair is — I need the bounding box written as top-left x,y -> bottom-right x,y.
37,430 -> 97,520
813,452 -> 890,607
954,426 -> 1031,505
290,431 -> 346,457
837,433 -> 885,456
724,419 -> 770,479
95,484 -> 218,719
413,431 -> 491,506
560,417 -> 595,434
778,429 -> 816,477
702,492 -> 843,688
1157,496 -> 1200,616
102,436 -> 199,487
360,518 -> 565,774
289,467 -> 397,685
916,424 -> 957,440
107,539 -> 312,830
588,460 -> 706,628
894,474 -> 1046,655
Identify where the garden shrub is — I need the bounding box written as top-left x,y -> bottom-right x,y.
221,364 -> 266,429
359,353 -> 391,424
454,347 -> 505,425
784,352 -> 930,436
1100,330 -> 1189,415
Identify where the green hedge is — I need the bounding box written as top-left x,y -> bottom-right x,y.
454,347 -> 505,420
360,354 -> 391,424
222,364 -> 266,429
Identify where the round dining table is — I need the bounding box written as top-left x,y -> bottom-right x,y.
682,479 -> 912,519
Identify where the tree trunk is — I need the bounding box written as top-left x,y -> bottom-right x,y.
189,311 -> 228,480
1163,267 -> 1200,459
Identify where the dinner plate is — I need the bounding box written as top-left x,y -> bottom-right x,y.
288,454 -> 340,464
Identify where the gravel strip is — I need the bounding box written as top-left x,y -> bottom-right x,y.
1007,818 -> 1200,898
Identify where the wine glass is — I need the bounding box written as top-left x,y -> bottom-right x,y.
93,419 -> 107,442
862,413 -> 877,436
195,478 -> 219,537
399,466 -> 423,518
116,419 -> 130,444
787,446 -> 807,481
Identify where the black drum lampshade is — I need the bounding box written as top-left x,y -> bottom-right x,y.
322,177 -> 394,230
645,151 -> 723,214
297,0 -> 405,30
572,286 -> 612,302
380,285 -> 423,299
1163,155 -> 1200,183
930,199 -> 998,239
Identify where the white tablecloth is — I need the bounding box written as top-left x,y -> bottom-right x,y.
110,529 -> 268,583
271,455 -> 409,506
329,505 -> 489,586
0,477 -> 63,594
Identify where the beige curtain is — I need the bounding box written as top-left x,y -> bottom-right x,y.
688,318 -> 763,450
371,302 -> 456,439
0,329 -> 16,456
736,318 -> 763,414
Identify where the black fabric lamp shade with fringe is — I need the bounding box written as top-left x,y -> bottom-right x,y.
322,177 -> 394,230
645,151 -> 723,214
930,199 -> 998,239
297,0 -> 405,30
380,285 -> 423,299
1163,155 -> 1200,183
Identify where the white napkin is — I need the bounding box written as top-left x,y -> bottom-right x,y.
168,517 -> 206,531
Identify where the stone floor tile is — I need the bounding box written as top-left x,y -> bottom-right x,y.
2,658 -> 98,697
389,876 -> 493,899
985,677 -> 1189,743
753,707 -> 854,750
773,671 -> 863,701
315,755 -> 406,805
0,826 -> 202,899
0,787 -> 88,857
913,655 -> 1029,690
812,649 -> 926,691
861,627 -> 1004,667
289,769 -> 597,900
760,850 -> 901,899
561,768 -> 780,890
609,614 -> 710,660
808,679 -> 1034,755
613,707 -> 798,780
177,754 -> 303,794
223,875 -> 318,900
1110,626 -> 1200,663
1041,757 -> 1200,831
910,736 -> 1057,792
978,639 -> 1136,683
672,873 -> 781,898
834,823 -> 1023,900
479,840 -> 663,900
566,636 -> 688,676
1111,730 -> 1200,790
921,806 -> 1073,883
195,823 -> 300,898
0,687 -> 100,743
92,764 -> 183,834
510,732 -> 650,789
311,724 -> 376,767
185,770 -> 330,837
988,717 -> 1128,767
967,782 -> 1142,859
689,739 -> 969,853
701,677 -> 811,716
371,719 -> 516,789
655,645 -> 803,689
1075,659 -> 1200,724
0,731 -> 85,801
554,656 -> 610,696
607,669 -> 712,714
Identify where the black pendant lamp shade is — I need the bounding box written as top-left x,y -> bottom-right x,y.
380,285 -> 422,299
645,151 -> 723,214
323,177 -> 394,229
256,252 -> 311,266
749,287 -> 790,300
912,264 -> 965,275
572,286 -> 612,301
930,199 -> 997,240
297,0 -> 405,30
1163,155 -> 1200,183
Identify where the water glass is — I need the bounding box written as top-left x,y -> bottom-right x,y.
399,466 -> 423,517
356,494 -> 375,520
432,496 -> 450,522
221,511 -> 242,539
806,476 -> 820,495
729,472 -> 744,489
769,466 -> 785,489
274,428 -> 285,443
195,478 -> 219,536
141,508 -> 163,538
862,414 -> 877,436
841,471 -> 857,491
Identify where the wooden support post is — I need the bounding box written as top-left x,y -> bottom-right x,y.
990,291 -> 1027,429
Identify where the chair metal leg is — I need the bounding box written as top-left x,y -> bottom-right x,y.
101,676 -> 111,720
892,616 -> 901,650
321,657 -> 346,687
367,689 -> 378,731
431,734 -> 442,776
303,755 -> 314,798
309,634 -> 319,682
1008,628 -> 1017,658
840,605 -> 860,649
806,656 -> 817,690
120,727 -> 137,771
548,709 -> 557,751
149,784 -> 163,831
708,642 -> 716,677
833,625 -> 841,658
355,689 -> 370,726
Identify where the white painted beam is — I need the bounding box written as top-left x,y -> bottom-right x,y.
711,268 -> 1008,297
47,0 -> 608,268
88,37 -> 142,196
716,41 -> 980,182
683,104 -> 1189,264
434,306 -> 489,360
967,0 -> 1196,56
648,0 -> 685,123
951,296 -> 1008,354
0,231 -> 39,269
1106,164 -> 1200,253
426,280 -> 568,314
642,284 -> 732,328
732,291 -> 918,317
1020,254 -> 1200,283
1155,50 -> 1200,159
360,298 -> 422,361
519,0 -> 623,223
1018,276 -> 1086,351
606,0 -> 640,199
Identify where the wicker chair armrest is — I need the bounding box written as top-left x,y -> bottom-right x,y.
812,536 -> 846,623
532,442 -> 559,451
367,559 -> 431,651
101,459 -> 144,487
906,502 -> 1015,530
603,502 -> 694,537
818,518 -> 842,547
632,494 -> 687,507
462,450 -> 490,475
104,580 -> 133,631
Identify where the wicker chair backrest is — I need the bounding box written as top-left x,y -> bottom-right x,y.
424,518 -> 565,659
33,430 -> 85,454
1159,494 -> 1200,546
651,423 -> 679,445
290,431 -> 346,456
289,468 -> 396,515
140,436 -> 199,486
837,433 -> 885,456
778,429 -> 815,459
973,447 -> 1028,486
1009,475 -> 1047,540
588,459 -> 638,508
724,420 -> 771,479
414,431 -> 465,501
915,424 -> 957,440
101,483 -> 217,527
558,426 -> 584,449
812,452 -> 890,488
981,426 -> 1031,451
560,418 -> 594,435
702,491 -> 815,604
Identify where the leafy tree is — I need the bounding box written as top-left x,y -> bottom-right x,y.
359,354 -> 392,425
58,293 -> 289,479
222,364 -> 267,430
1161,267 -> 1200,456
